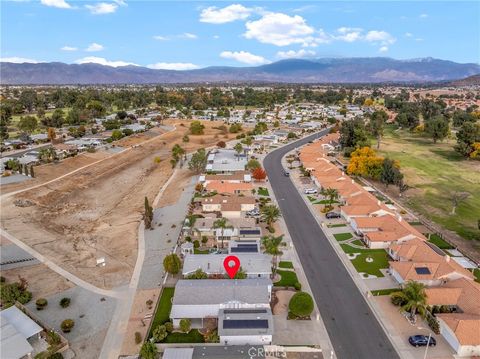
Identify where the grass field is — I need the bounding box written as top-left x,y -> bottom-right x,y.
371,288 -> 400,296
274,270 -> 299,287
149,287 -> 174,338
162,330 -> 205,343
428,234 -> 454,249
379,126 -> 480,242
278,261 -> 294,269
351,251 -> 389,277
333,233 -> 353,241
258,187 -> 269,196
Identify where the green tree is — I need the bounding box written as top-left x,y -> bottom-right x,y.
111,129 -> 123,141
18,115 -> 38,134
233,142 -> 243,160
186,268 -> 208,279
254,122 -> 268,134
380,158 -> 403,188
213,218 -> 232,248
339,118 -> 370,154
425,115 -> 449,144
182,135 -> 190,143
188,149 -> 207,174
50,109 -> 65,128
234,266 -> 247,279
179,318 -> 191,333
260,204 -> 281,228
38,147 -> 57,163
229,123 -> 242,133
454,122 -> 480,157
1,101 -> 13,140
140,341 -> 157,359
190,120 -> 205,135
262,235 -> 285,275
171,144 -> 186,167
144,197 -> 154,229
289,292 -> 314,317
152,324 -> 168,342
60,319 -> 75,333
369,110 -> 388,149
321,187 -> 339,210
163,254 -> 181,274
390,281 -> 427,321
246,159 -> 261,171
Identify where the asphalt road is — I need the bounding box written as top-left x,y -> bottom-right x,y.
264,130 -> 399,359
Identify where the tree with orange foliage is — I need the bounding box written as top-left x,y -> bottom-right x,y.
252,167 -> 267,181
347,147 -> 384,180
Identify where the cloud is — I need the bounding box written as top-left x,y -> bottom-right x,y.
85,2 -> 119,15
75,56 -> 138,67
85,43 -> 104,52
213,35 -> 220,39
0,57 -> 40,63
244,13 -> 325,47
61,46 -> 77,51
379,46 -> 389,53
40,0 -> 72,9
153,35 -> 168,41
335,27 -> 363,42
292,5 -> 317,13
200,4 -> 253,24
220,51 -> 270,65
147,62 -> 200,70
180,32 -> 198,39
365,30 -> 396,45
276,49 -> 316,59
419,13 -> 428,18
404,32 -> 413,38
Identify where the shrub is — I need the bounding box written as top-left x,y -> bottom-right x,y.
426,314 -> 440,334
59,297 -> 70,308
152,324 -> 168,342
179,318 -> 191,333
134,331 -> 142,344
294,282 -> 302,291
201,236 -> 208,244
185,236 -> 192,242
60,319 -> 75,333
36,298 -> 48,310
47,353 -> 63,359
165,321 -> 173,333
193,240 -> 200,249
204,329 -> 219,343
390,292 -> 407,306
163,254 -> 181,275
46,330 -> 61,346
146,299 -> 153,309
288,292 -> 314,317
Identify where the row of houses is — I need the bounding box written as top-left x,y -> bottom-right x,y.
299,134 -> 480,357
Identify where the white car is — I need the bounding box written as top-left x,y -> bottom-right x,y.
304,188 -> 318,194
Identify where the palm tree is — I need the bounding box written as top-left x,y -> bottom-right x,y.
391,281 -> 428,321
139,341 -> 157,359
213,218 -> 232,248
233,143 -> 243,161
260,204 -> 281,230
262,235 -> 285,276
321,187 -> 339,210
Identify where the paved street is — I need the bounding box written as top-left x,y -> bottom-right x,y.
264,130 -> 399,359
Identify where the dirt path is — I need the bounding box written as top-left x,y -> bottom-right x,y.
0,120 -> 241,289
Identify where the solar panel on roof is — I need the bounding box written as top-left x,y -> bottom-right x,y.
223,309 -> 267,314
239,229 -> 261,235
231,247 -> 258,253
223,319 -> 269,329
415,267 -> 431,275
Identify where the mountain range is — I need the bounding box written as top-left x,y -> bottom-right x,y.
1,57 -> 479,85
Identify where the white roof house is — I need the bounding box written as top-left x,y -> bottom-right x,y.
205,149 -> 248,173
0,306 -> 43,359
182,254 -> 272,279
170,279 -> 272,327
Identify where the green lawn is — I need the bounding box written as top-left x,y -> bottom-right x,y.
307,195 -> 318,203
327,223 -> 347,228
351,239 -> 364,246
162,330 -> 205,343
194,248 -> 210,254
333,233 -> 353,242
258,187 -> 269,196
274,270 -> 299,287
379,126 -> 480,242
472,268 -> 480,283
350,251 -> 389,277
371,288 -> 400,296
428,234 -> 454,249
318,200 -> 339,204
278,261 -> 294,269
149,287 -> 174,338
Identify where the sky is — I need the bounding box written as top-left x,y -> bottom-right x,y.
1,1 -> 479,69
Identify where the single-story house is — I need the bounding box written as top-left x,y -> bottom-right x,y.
170,279 -> 272,328
205,149 -> 248,173
218,308 -> 273,345
182,253 -> 272,279
199,171 -> 252,185
205,181 -> 254,196
229,240 -> 261,254
200,195 -> 256,218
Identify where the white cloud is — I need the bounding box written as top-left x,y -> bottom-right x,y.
213,35 -> 220,39
293,5 -> 317,13
40,0 -> 72,9
147,63 -> 200,70
0,57 -> 40,63
276,49 -> 316,59
61,46 -> 77,51
153,35 -> 168,41
75,56 -> 138,67
379,46 -> 389,53
415,38 -> 424,42
244,13 -> 324,47
181,32 -> 198,39
220,51 -> 270,65
85,2 -> 118,15
365,30 -> 396,45
404,32 -> 413,38
419,13 -> 428,18
85,43 -> 104,52
335,27 -> 363,42
200,4 -> 253,24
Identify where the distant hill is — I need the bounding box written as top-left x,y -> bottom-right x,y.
448,74 -> 480,86
1,57 -> 479,85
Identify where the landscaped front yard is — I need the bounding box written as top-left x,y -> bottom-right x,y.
333,233 -> 353,241
428,234 -> 454,250
274,270 -> 299,287
149,287 -> 174,337
258,187 -> 269,196
278,261 -> 294,269
340,243 -> 389,278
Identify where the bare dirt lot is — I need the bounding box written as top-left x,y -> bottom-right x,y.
1,120 -> 241,289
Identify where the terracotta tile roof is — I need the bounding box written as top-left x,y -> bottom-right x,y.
444,278 -> 480,315
201,194 -> 256,206
425,287 -> 463,306
205,181 -> 253,194
436,314 -> 480,346
354,215 -> 426,243
204,171 -> 250,181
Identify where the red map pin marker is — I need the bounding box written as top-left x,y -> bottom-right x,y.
223,255 -> 241,279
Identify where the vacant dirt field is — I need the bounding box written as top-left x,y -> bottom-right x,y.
1,120 -> 241,289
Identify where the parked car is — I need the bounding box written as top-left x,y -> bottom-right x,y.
325,212 -> 341,219
408,335 -> 436,347
304,188 -> 317,194
246,209 -> 260,217
283,171 -> 290,177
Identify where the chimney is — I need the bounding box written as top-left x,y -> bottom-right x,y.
445,255 -> 450,262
